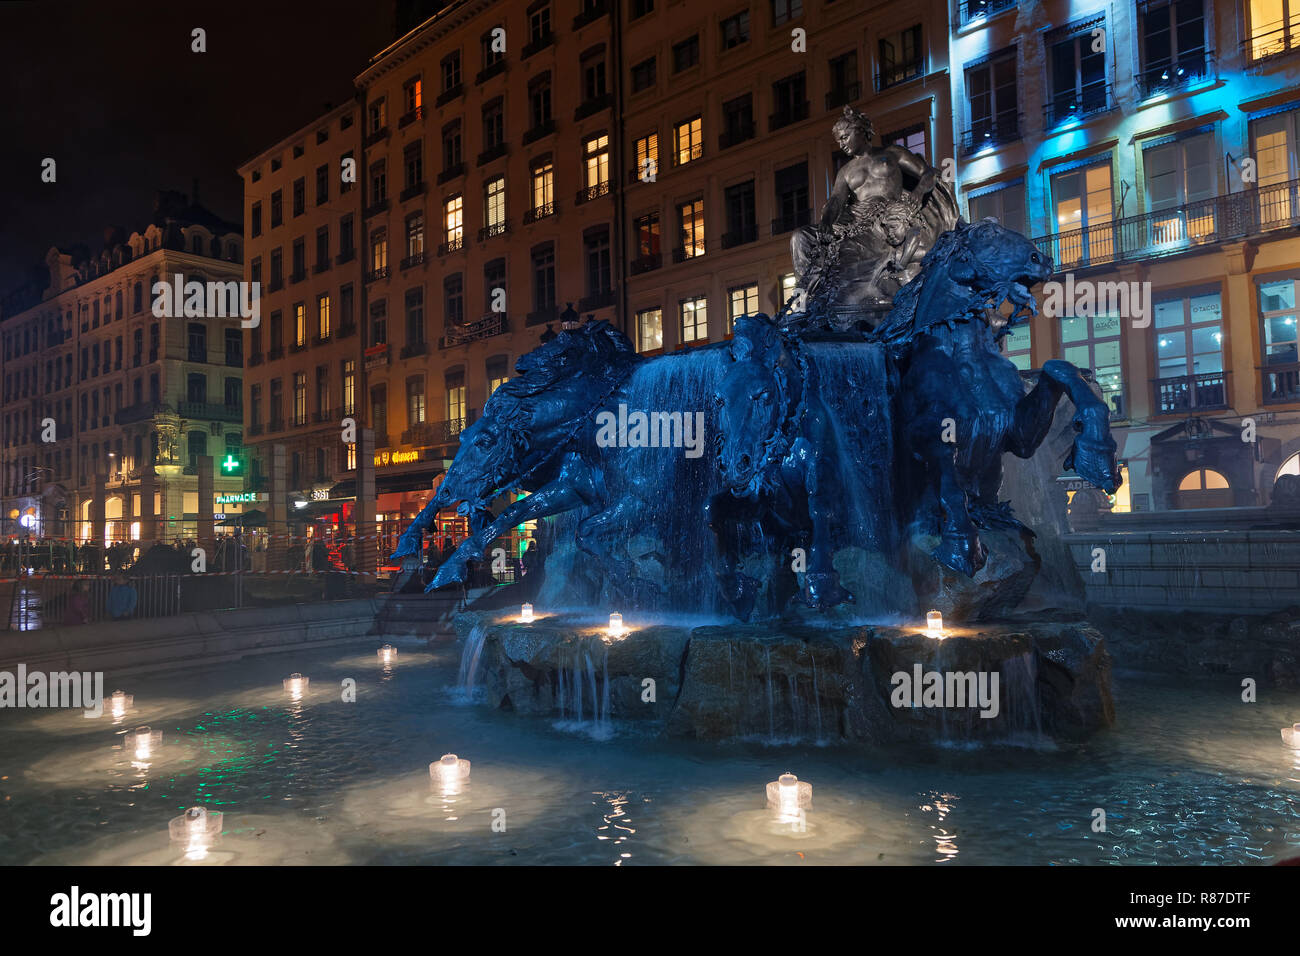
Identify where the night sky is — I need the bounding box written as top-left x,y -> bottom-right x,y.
0,0 -> 398,297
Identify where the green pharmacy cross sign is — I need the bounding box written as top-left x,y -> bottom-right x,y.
221,453 -> 243,476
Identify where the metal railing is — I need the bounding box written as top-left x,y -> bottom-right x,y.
1043,82 -> 1114,127
960,113 -> 1021,155
1154,371 -> 1229,414
1136,51 -> 1214,99
1263,362 -> 1300,404
1242,21 -> 1300,63
440,313 -> 507,348
960,0 -> 1016,26
1034,176 -> 1300,271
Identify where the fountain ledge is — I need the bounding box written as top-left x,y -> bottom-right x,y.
452,613 -> 1115,744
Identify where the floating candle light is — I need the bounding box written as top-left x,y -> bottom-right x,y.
1282,722 -> 1300,749
608,612 -> 624,637
124,726 -> 162,764
429,753 -> 472,794
377,644 -> 397,663
283,673 -> 309,700
926,610 -> 944,639
109,690 -> 133,720
766,772 -> 813,818
168,806 -> 223,861
520,603 -> 534,623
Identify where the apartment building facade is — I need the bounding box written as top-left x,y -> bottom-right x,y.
237,101 -> 363,540
0,193 -> 246,543
949,0 -> 1300,511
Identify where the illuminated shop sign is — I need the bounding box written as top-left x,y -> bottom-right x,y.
216,492 -> 261,503
375,449 -> 421,467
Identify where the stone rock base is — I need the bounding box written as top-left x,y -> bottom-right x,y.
454,612 -> 1115,744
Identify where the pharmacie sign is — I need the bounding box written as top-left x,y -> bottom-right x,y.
215,492 -> 262,504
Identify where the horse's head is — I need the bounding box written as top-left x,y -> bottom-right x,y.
948,218 -> 1054,321
715,314 -> 799,498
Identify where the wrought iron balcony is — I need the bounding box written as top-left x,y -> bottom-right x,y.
522,31 -> 554,58
476,142 -> 508,166
1154,372 -> 1229,415
771,208 -> 811,235
578,290 -> 616,311
721,224 -> 758,249
476,59 -> 507,85
402,416 -> 471,447
572,0 -> 608,30
178,401 -> 242,422
1043,83 -> 1114,128
672,243 -> 706,263
336,247 -> 356,264
435,83 -> 464,108
1263,362 -> 1300,405
400,251 -> 426,270
437,162 -> 466,185
477,220 -> 510,241
1136,51 -> 1214,99
398,106 -> 424,129
526,305 -> 557,326
399,341 -> 428,359
523,202 -> 555,224
440,313 -> 508,348
365,266 -> 390,283
576,180 -> 611,204
399,181 -> 427,202
363,126 -> 389,148
114,402 -> 164,425
363,198 -> 390,219
875,60 -> 924,91
959,0 -> 1016,26
267,346 -> 284,361
960,114 -> 1021,156
574,93 -> 612,121
437,236 -> 465,256
1242,22 -> 1300,63
363,344 -> 390,369
630,254 -> 661,275
1033,176 -> 1300,271
719,123 -> 755,150
768,101 -> 809,131
522,119 -> 556,145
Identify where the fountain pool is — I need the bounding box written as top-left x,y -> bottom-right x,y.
2,635 -> 1298,865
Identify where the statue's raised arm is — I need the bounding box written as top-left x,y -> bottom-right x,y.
787,105 -> 959,331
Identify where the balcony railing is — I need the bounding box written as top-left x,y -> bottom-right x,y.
477,142 -> 508,166
719,123 -> 755,150
1154,372 -> 1229,415
576,180 -> 611,204
573,0 -> 608,30
363,126 -> 389,148
477,220 -> 510,241
338,321 -> 357,339
522,118 -> 556,145
1034,176 -> 1300,271
398,106 -> 424,129
721,224 -> 758,249
366,266 -> 390,283
523,202 -> 555,224
313,257 -> 331,274
399,181 -> 427,202
363,198 -> 390,219
267,346 -> 284,361
1263,362 -> 1300,404
399,341 -> 429,359
1242,22 -> 1300,63
769,100 -> 810,131
400,251 -> 426,270
574,92 -> 613,121
177,401 -> 242,422
960,0 -> 1017,26
438,236 -> 465,256
402,416 -> 471,447
578,290 -> 616,311
875,63 -> 922,92
476,59 -> 507,85
827,81 -> 863,109
1043,83 -> 1114,128
960,113 -> 1021,156
522,31 -> 554,58
1136,51 -> 1214,99
440,313 -> 508,348
435,83 -> 464,108
630,253 -> 661,275
772,208 -> 812,235
437,162 -> 466,184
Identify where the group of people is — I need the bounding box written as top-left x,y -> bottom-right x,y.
421,533 -> 540,595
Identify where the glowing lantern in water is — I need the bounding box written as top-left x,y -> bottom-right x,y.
1283,723 -> 1300,749
429,753 -> 472,794
168,806 -> 223,861
283,673 -> 309,700
378,644 -> 397,663
926,610 -> 945,639
109,690 -> 133,720
608,613 -> 624,637
766,772 -> 813,818
125,726 -> 162,764
520,603 -> 534,623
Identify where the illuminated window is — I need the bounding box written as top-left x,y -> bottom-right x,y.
1144,132 -> 1215,243
1250,109 -> 1299,223
404,77 -> 422,114
1060,311 -> 1123,417
1179,468 -> 1229,490
531,162 -> 554,211
317,293 -> 331,339
680,296 -> 708,343
1258,277 -> 1300,403
1246,0 -> 1300,61
444,195 -> 464,244
293,372 -> 307,425
679,200 -> 705,258
1050,161 -> 1113,267
294,303 -> 307,348
1047,23 -> 1108,122
965,50 -> 1018,145
406,376 -> 426,427
634,213 -> 660,259
370,230 -> 388,273
583,134 -> 610,190
780,273 -> 799,305
674,117 -> 703,165
446,372 -> 467,423
728,285 -> 758,334
635,132 -> 658,179
406,213 -> 425,258
485,176 -> 506,230
342,359 -> 356,416
1154,290 -> 1225,412
637,308 -> 663,353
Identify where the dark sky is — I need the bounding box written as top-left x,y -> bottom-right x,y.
0,0 -> 397,296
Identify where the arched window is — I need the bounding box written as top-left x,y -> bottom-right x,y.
1175,467 -> 1232,509
1278,452 -> 1300,480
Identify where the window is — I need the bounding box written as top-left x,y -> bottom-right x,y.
1002,322 -> 1032,370
370,161 -> 387,204
251,201 -> 262,237
293,372 -> 308,425
482,26 -> 505,69
631,0 -> 655,19
340,214 -> 355,259
771,72 -> 807,127
1251,110 -> 1299,224
442,51 -> 461,91
722,95 -> 754,148
532,244 -> 556,312
295,302 -> 308,348
340,284 -> 354,332
531,162 -> 554,212
635,132 -> 658,179
674,117 -> 703,165
966,49 -> 1019,145
186,372 -> 207,405
585,228 -> 612,296
1051,162 -> 1113,267
316,366 -> 329,418
772,0 -> 802,27
724,181 -> 757,246
1048,23 -> 1108,121
487,355 -> 509,395
404,141 -> 424,187
728,284 -> 758,334
530,75 -> 553,128
406,288 -> 425,346
583,133 -> 610,190
634,213 -> 660,259
316,164 -> 330,205
721,11 -> 750,49
318,293 -> 331,339
529,3 -> 552,44
444,274 -> 465,327
485,258 -> 506,312
878,26 -> 922,89
340,150 -> 355,193
444,195 -> 464,246
679,200 -> 705,259
680,297 -> 708,343
884,125 -> 928,163
1139,0 -> 1208,95
270,248 -> 283,287
342,359 -> 356,416
269,310 -> 283,352
270,190 -> 283,227
583,54 -> 608,101
636,308 -> 663,352
673,34 -> 700,72
968,182 -> 1026,235
187,322 -> 206,362
293,178 -> 306,216
1060,311 -> 1124,416
446,369 -> 466,424
370,300 -> 387,347
631,57 -> 656,93
780,273 -> 798,305
371,230 -> 389,273
484,176 -> 506,232
1154,290 -> 1226,411
404,76 -> 423,115
188,430 -> 207,468
1144,132 -> 1215,244
443,123 -> 463,169
370,384 -> 387,441
316,226 -> 330,268
407,376 -> 427,426
1258,277 -> 1300,403
404,214 -> 425,262
292,237 -> 306,279
483,100 -> 504,150
1246,0 -> 1300,61
774,162 -> 809,228
368,97 -> 387,134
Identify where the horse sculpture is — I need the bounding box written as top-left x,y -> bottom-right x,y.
874,218 -> 1122,576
